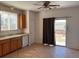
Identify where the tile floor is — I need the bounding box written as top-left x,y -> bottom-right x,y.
3,43 -> 79,58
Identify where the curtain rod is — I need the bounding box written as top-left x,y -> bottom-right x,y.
53,16 -> 71,18
44,16 -> 71,19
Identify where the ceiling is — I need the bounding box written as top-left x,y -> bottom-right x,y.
1,1 -> 79,11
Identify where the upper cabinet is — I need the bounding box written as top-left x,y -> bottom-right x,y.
18,12 -> 26,29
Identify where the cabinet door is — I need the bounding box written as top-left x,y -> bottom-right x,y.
10,38 -> 18,52
18,13 -> 26,29
2,40 -> 10,55
10,37 -> 22,52
17,37 -> 22,49
0,45 -> 2,57
22,14 -> 26,28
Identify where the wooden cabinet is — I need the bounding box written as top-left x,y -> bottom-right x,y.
2,39 -> 10,55
18,13 -> 26,29
0,37 -> 22,57
10,38 -> 18,52
0,45 -> 2,57
0,39 -> 10,56
10,37 -> 22,52
17,37 -> 22,49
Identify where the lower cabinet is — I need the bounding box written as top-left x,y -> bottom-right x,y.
0,46 -> 2,57
10,38 -> 18,52
17,38 -> 22,49
0,37 -> 22,57
10,37 -> 22,52
2,39 -> 10,55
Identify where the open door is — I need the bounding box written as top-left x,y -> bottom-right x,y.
55,19 -> 66,46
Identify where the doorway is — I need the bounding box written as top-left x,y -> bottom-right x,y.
55,19 -> 66,46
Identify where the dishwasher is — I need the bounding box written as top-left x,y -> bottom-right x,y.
22,35 -> 28,47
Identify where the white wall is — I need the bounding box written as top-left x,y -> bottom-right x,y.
24,10 -> 38,45
24,10 -> 29,34
35,7 -> 79,49
29,11 -> 39,44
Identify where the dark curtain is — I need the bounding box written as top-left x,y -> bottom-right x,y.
43,18 -> 55,45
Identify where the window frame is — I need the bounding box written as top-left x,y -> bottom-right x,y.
0,11 -> 18,31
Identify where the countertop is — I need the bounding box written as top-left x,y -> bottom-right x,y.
0,33 -> 28,40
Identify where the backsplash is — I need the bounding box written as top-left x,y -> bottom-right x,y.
0,30 -> 22,37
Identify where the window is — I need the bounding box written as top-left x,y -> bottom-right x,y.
0,11 -> 18,31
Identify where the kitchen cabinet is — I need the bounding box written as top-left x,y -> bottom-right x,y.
18,13 -> 26,29
10,38 -> 18,52
0,36 -> 22,57
0,39 -> 10,56
0,45 -> 2,57
2,39 -> 10,55
17,37 -> 22,49
10,37 -> 22,52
